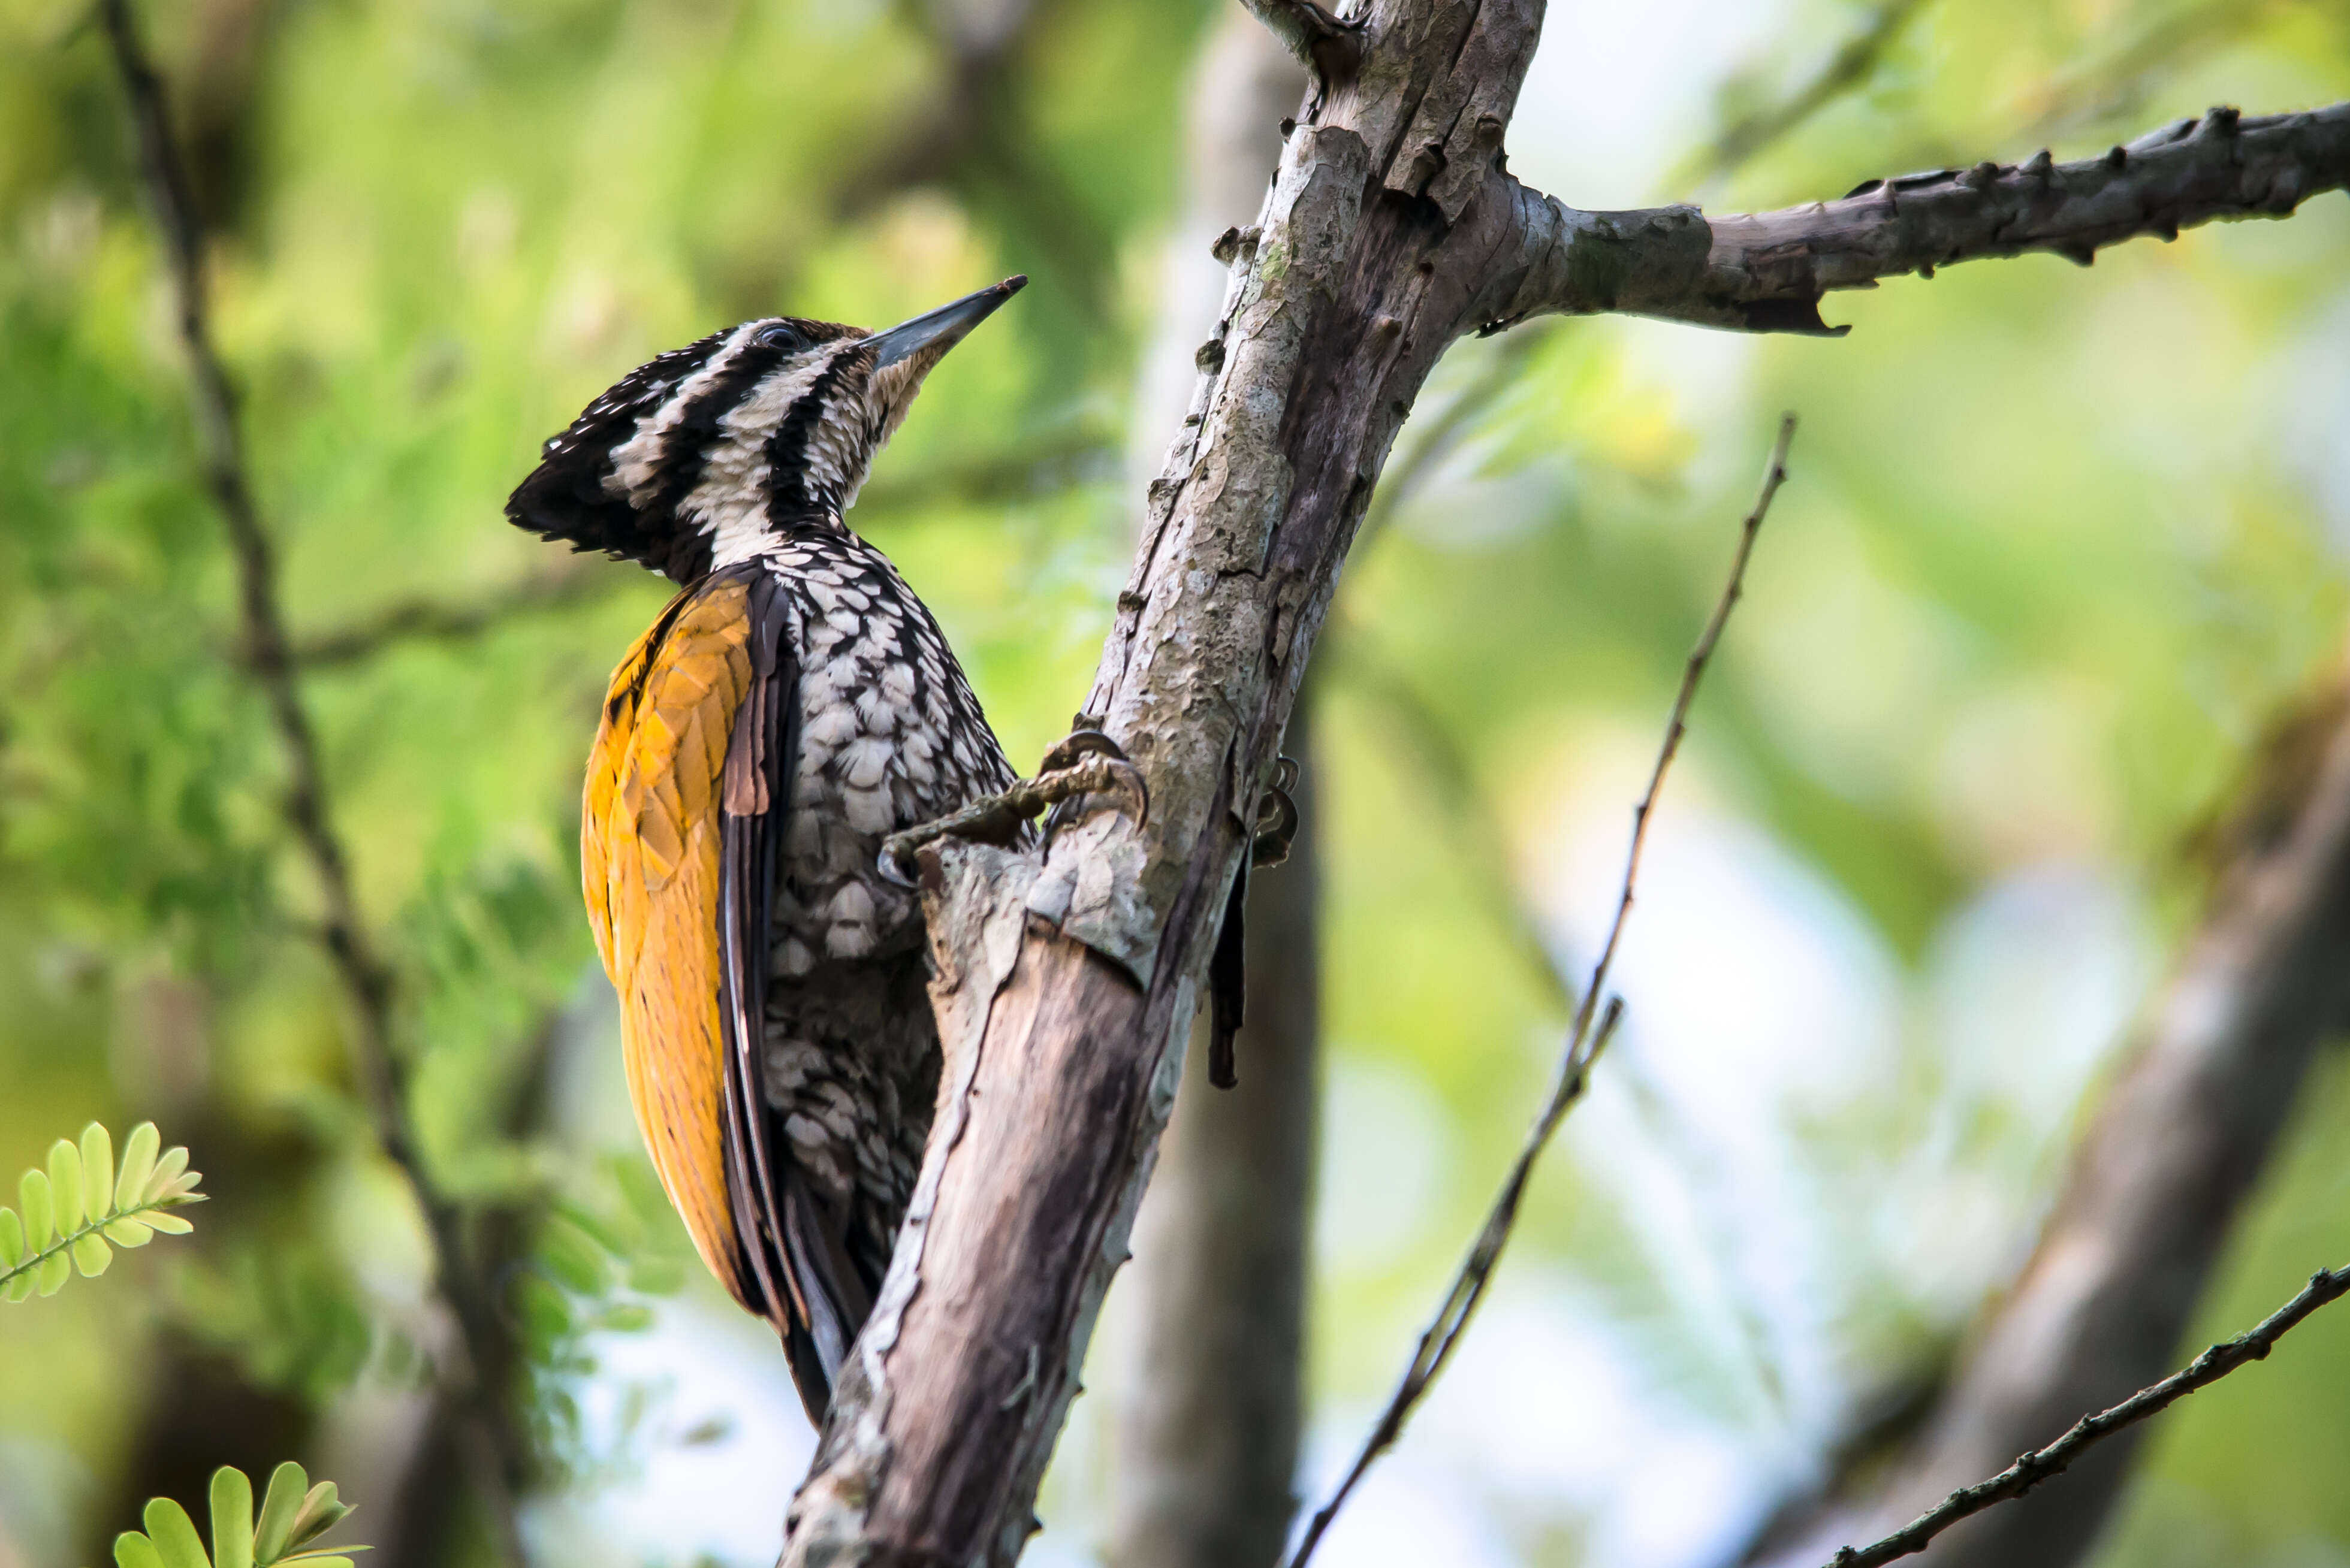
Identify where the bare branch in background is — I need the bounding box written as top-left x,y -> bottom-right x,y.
1746,667 -> 2350,1568
98,4 -> 529,1558
1676,0 -> 1929,188
1480,101 -> 2350,336
291,564 -> 614,670
1332,643 -> 1574,1018
1999,0 -> 2304,161
1286,414 -> 1797,1568
284,428 -> 1114,670
1824,1264 -> 2350,1568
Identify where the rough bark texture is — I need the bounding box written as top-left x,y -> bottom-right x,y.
1480,101 -> 2350,334
1746,669 -> 2350,1568
1109,16 -> 1319,1568
771,0 -> 2350,1557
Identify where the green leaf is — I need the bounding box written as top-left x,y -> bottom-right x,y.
211,1466 -> 254,1568
538,1216 -> 608,1294
286,1482 -> 350,1550
106,1217 -> 155,1247
141,1497 -> 211,1568
4,1273 -> 33,1303
20,1169 -> 53,1247
0,1206 -> 22,1267
144,1212 -> 195,1235
81,1123 -> 116,1223
627,1254 -> 686,1295
37,1249 -> 72,1296
144,1147 -> 191,1207
161,1171 -> 206,1201
114,1531 -> 167,1568
116,1123 -> 161,1213
49,1138 -> 86,1233
73,1232 -> 112,1277
253,1464 -> 308,1563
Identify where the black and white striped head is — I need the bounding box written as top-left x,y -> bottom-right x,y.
507,276 -> 1025,582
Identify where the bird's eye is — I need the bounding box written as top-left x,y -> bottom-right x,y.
756,322 -> 805,351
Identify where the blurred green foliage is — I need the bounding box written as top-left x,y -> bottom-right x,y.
0,0 -> 2345,1564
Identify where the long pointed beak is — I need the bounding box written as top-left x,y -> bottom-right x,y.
864,276 -> 1027,368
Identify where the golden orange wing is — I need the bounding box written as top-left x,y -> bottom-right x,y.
583,577 -> 759,1310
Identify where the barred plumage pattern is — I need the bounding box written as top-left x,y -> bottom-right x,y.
510,280 -> 1027,1421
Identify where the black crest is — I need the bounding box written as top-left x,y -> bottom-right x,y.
505,318 -> 864,582
506,328 -> 729,580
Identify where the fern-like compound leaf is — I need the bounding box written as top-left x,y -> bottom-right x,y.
101,1465 -> 366,1568
1,1122 -> 206,1303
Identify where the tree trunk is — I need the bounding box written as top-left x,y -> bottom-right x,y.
1745,661 -> 2350,1568
771,0 -> 2350,1554
1109,18 -> 1316,1568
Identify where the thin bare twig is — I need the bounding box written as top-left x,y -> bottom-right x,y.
1285,414 -> 1798,1568
1333,643 -> 1575,1018
1576,412 -> 1793,1040
1676,0 -> 1929,188
288,430 -> 1114,670
97,3 -> 527,1558
1826,1264 -> 2350,1568
292,566 -> 613,669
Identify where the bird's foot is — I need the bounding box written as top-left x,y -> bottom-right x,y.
1250,756 -> 1302,868
879,730 -> 1150,884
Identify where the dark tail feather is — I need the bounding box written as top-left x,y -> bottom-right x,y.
775,1170 -> 880,1422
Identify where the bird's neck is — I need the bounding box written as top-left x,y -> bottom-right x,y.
701,509 -> 853,573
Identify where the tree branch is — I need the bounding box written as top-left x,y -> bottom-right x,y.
98,5 -> 529,1558
1286,413 -> 1796,1568
1477,99 -> 2350,336
1824,1264 -> 2350,1568
290,566 -> 613,670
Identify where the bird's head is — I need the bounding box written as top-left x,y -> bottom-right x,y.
506,276 -> 1025,581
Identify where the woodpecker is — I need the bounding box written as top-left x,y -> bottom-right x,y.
506,278 -> 1038,1422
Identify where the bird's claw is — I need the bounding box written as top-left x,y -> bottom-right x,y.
1251,756 -> 1301,868
877,730 -> 1150,885
1037,729 -> 1150,837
